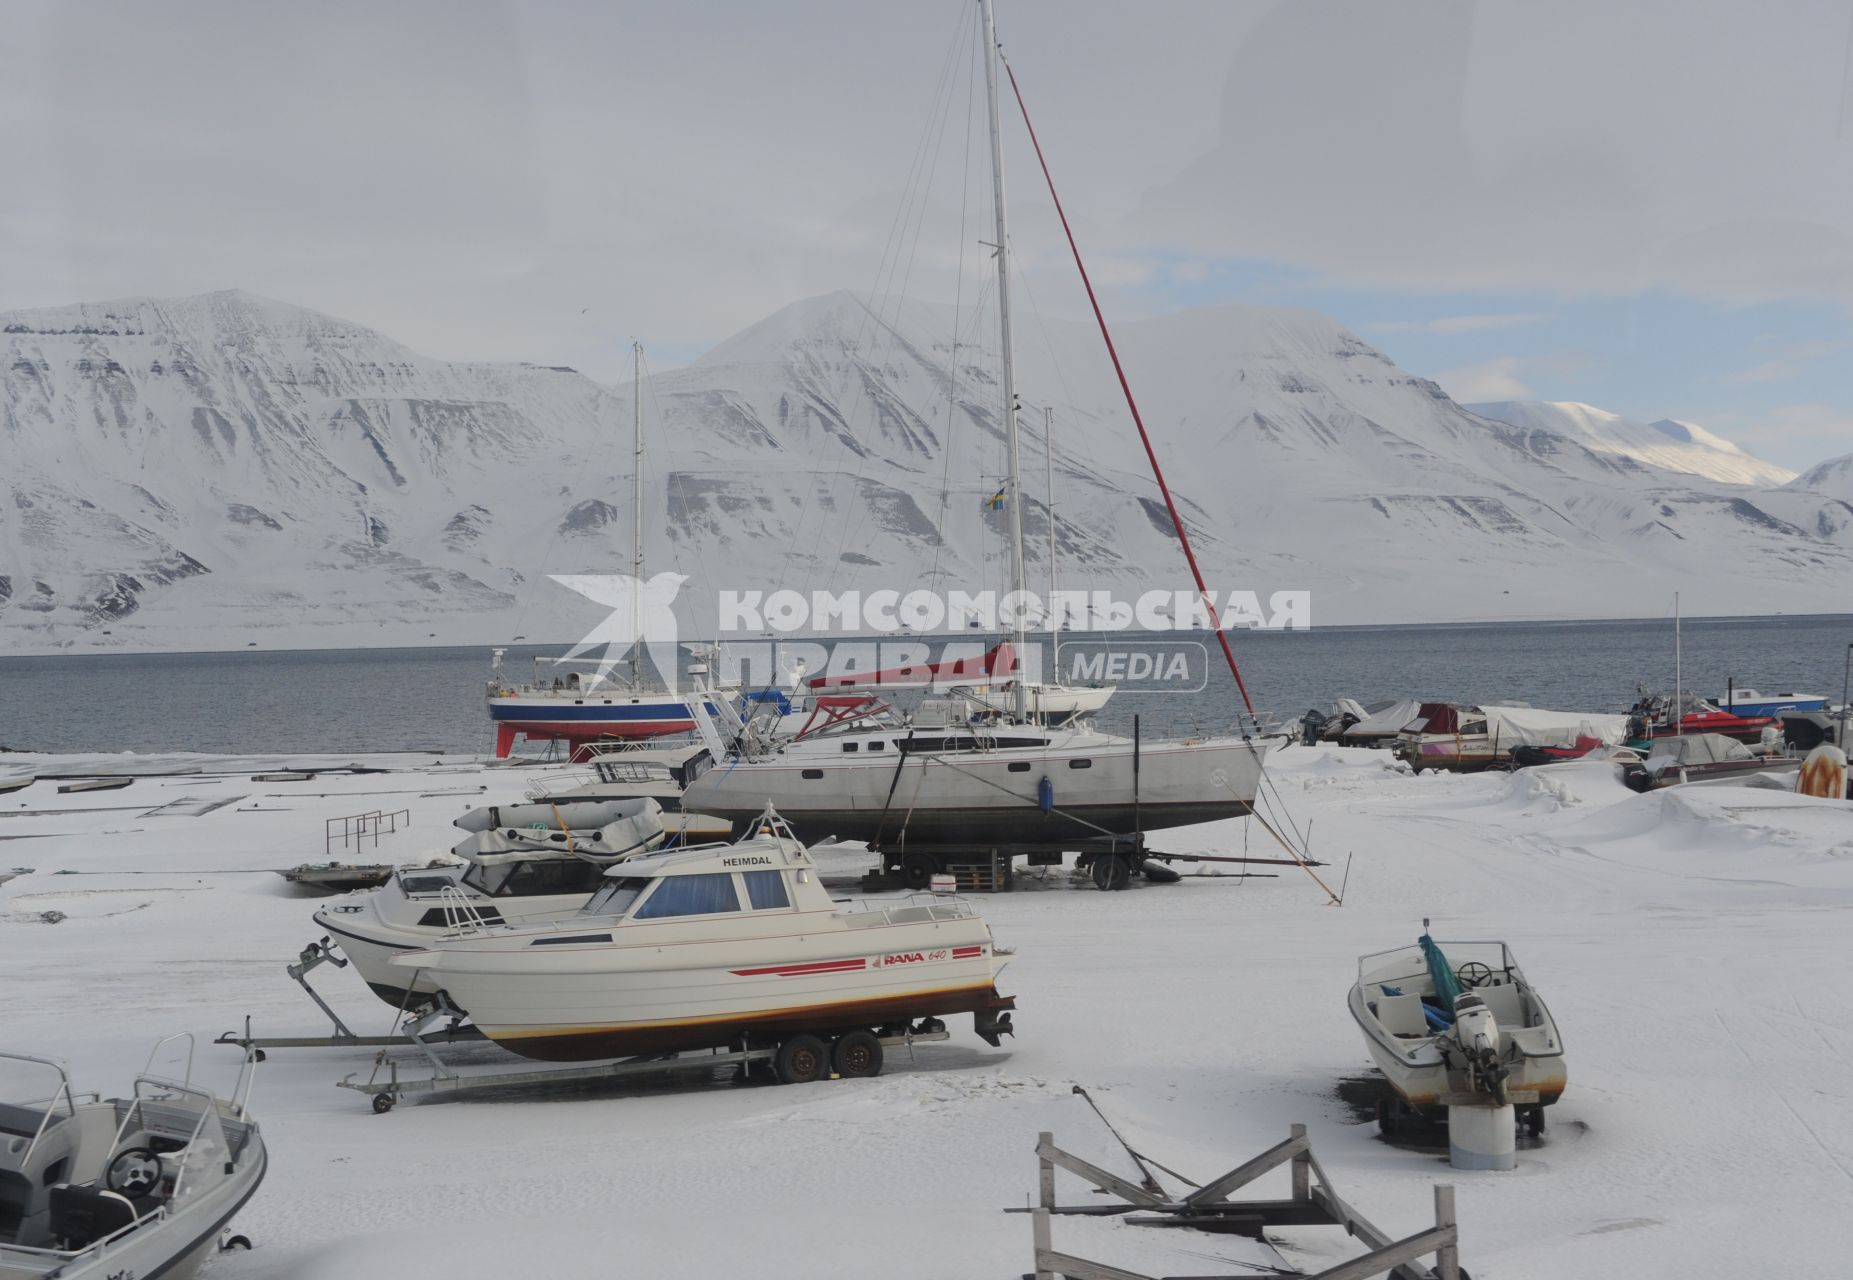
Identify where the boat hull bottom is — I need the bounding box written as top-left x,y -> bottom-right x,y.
702,801 -> 1253,849
471,982 -> 1015,1063
366,979 -> 431,1008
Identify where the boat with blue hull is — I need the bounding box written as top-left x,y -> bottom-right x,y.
1715,688 -> 1827,719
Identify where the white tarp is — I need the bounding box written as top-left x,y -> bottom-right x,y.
1480,705 -> 1630,749
1344,698 -> 1425,740
1645,733 -> 1754,770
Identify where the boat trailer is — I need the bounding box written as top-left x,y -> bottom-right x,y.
335,1021 -> 954,1114
219,938 -> 967,1112
213,938 -> 486,1059
1016,1121 -> 1467,1280
865,835 -> 1320,893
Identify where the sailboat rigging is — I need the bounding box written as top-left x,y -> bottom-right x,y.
678,0 -> 1273,892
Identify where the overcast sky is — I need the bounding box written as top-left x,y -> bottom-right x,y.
5,0 -> 1852,469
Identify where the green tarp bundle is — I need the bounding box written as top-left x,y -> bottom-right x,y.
1420,932 -> 1463,1008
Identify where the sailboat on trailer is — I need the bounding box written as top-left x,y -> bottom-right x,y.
680,0 -> 1271,890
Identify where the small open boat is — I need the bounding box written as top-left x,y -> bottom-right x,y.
1349,930 -> 1566,1135
55,778 -> 133,795
0,1040 -> 265,1279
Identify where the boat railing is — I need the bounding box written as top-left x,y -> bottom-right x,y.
842,898 -> 978,926
436,885 -> 494,934
0,1052 -> 77,1170
109,1074 -> 232,1207
526,771 -> 598,800
1356,940 -> 1515,985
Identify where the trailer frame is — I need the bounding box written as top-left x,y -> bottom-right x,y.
337,1026 -> 952,1113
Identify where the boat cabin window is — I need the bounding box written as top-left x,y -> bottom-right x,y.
595,760 -> 671,784
867,740 -> 885,751
633,872 -> 742,919
464,858 -> 606,898
742,870 -> 790,910
417,906 -> 504,927
841,741 -> 859,752
583,876 -> 650,917
399,872 -> 457,895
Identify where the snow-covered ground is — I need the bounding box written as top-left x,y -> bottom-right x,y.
2,746 -> 1850,1278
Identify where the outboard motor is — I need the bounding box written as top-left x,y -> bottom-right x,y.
1451,990 -> 1508,1105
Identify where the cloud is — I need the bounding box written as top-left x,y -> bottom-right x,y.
1710,404 -> 1853,468
1722,338 -> 1849,385
1367,312 -> 1553,336
1434,356 -> 1535,402
5,0 -> 1853,383
1136,1 -> 1853,306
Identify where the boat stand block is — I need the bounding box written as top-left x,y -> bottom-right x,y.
1449,1101 -> 1517,1171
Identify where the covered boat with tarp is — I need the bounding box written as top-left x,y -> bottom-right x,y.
1623,732 -> 1799,792
1348,928 -> 1567,1136
1395,704 -> 1629,773
1340,698 -> 1425,747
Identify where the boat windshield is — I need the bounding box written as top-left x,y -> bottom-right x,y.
583,876 -> 651,917
462,858 -> 607,898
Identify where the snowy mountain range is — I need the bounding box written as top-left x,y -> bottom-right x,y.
1464,400 -> 1798,487
1787,451 -> 1853,505
4,288 -> 1852,652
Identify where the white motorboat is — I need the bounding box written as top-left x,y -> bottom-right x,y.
520,743 -> 710,809
0,1040 -> 265,1280
1349,932 -> 1566,1134
0,776 -> 33,797
315,797 -> 673,1007
392,811 -> 1016,1065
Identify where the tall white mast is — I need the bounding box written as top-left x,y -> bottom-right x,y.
1044,404 -> 1059,671
1673,591 -> 1682,743
981,0 -> 1030,722
632,340 -> 644,689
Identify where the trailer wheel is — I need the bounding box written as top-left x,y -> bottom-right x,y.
371,1093 -> 396,1114
774,1034 -> 827,1084
831,1030 -> 884,1079
899,852 -> 939,891
1090,853 -> 1131,891
220,1234 -> 253,1252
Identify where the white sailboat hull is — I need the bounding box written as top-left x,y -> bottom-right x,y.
682,733 -> 1268,846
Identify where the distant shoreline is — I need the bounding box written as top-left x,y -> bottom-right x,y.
2,611 -> 1848,663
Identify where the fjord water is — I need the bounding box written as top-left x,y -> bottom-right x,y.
1,614 -> 1847,755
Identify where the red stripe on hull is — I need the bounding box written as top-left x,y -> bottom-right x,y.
501,720 -> 696,737
486,985 -> 1016,1062
730,959 -> 869,977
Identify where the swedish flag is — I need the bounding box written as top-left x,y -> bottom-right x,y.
984,486 -> 1007,511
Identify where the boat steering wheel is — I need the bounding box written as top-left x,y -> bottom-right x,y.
1455,961 -> 1494,989
106,1146 -> 163,1197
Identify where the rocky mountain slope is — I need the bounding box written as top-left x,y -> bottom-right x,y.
4,289 -> 1851,650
